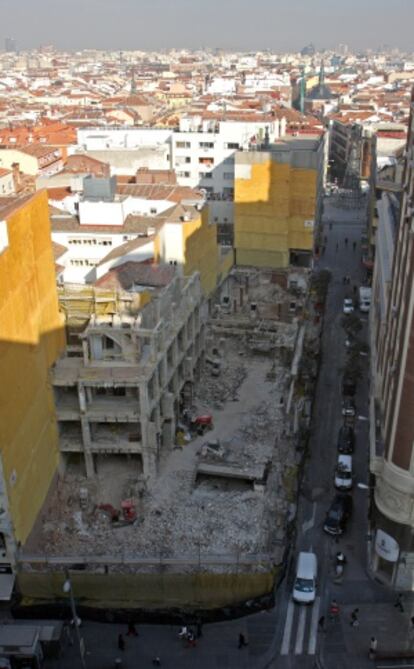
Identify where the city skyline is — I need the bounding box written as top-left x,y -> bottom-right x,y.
1,0 -> 413,53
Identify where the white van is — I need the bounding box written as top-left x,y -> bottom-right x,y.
292,551 -> 318,603
334,454 -> 353,490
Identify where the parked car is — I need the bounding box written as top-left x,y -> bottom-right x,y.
343,298 -> 354,314
334,454 -> 353,491
342,398 -> 356,417
292,551 -> 318,604
342,375 -> 356,397
337,425 -> 355,454
323,494 -> 353,535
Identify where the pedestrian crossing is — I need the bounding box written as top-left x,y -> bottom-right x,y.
280,597 -> 321,656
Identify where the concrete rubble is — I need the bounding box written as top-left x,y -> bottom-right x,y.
25,267 -> 320,574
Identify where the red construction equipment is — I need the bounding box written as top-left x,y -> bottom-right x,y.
98,500 -> 136,526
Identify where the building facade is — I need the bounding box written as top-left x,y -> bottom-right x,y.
369,91 -> 414,588
53,273 -> 204,480
233,137 -> 325,269
0,192 -> 65,594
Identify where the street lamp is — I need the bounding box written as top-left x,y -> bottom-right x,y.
63,571 -> 86,669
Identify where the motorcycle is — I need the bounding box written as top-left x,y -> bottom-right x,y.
335,551 -> 347,577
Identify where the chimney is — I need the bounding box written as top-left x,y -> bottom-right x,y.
11,162 -> 21,192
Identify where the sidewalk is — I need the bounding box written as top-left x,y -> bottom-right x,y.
322,601 -> 414,669
43,609 -> 278,669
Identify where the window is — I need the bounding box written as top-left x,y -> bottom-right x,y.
176,141 -> 191,149
199,172 -> 213,179
223,172 -> 233,180
150,208 -> 157,215
199,142 -> 214,149
223,156 -> 234,165
177,171 -> 190,178
225,142 -> 239,150
199,157 -> 214,165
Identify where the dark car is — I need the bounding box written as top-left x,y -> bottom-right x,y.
342,375 -> 356,397
323,494 -> 353,536
342,397 -> 356,417
337,425 -> 355,454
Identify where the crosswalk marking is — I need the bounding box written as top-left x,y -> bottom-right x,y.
308,596 -> 321,655
280,597 -> 321,656
294,606 -> 307,654
280,601 -> 295,655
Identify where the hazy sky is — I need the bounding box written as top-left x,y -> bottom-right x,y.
1,0 -> 413,53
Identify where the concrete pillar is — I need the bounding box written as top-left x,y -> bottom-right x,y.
82,339 -> 89,365
142,421 -> 158,480
78,384 -> 87,413
80,417 -> 95,477
162,420 -> 175,450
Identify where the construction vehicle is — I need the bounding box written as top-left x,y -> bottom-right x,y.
98,499 -> 137,526
190,414 -> 213,435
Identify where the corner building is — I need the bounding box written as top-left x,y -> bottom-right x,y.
370,91 -> 414,588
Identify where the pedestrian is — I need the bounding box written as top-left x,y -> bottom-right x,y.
152,657 -> 161,666
394,593 -> 404,612
353,284 -> 357,294
126,620 -> 138,636
318,616 -> 325,632
329,599 -> 340,620
353,241 -> 357,251
336,243 -> 339,252
196,619 -> 203,638
118,634 -> 125,651
411,616 -> 414,629
178,625 -> 188,639
345,237 -> 348,246
329,222 -> 333,230
323,235 -> 327,244
186,629 -> 196,648
238,632 -> 248,648
321,245 -> 326,255
369,636 -> 378,659
350,608 -> 359,627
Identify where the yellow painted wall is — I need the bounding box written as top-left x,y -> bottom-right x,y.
0,191 -> 65,543
182,208 -> 220,296
234,158 -> 317,268
17,568 -> 277,610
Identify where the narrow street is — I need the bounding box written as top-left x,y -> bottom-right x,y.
272,197 -> 412,669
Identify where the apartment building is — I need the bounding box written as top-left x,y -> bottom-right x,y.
0,192 -> 65,597
369,91 -> 414,588
234,136 -> 326,268
0,145 -> 63,177
76,118 -> 289,230
53,272 -> 204,480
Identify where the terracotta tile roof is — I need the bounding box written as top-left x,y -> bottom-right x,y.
116,183 -> 203,202
47,187 -> 72,200
0,167 -> 12,177
52,241 -> 68,260
95,262 -> 175,290
63,154 -> 110,176
97,235 -> 155,265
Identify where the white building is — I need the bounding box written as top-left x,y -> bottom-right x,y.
77,118 -> 287,229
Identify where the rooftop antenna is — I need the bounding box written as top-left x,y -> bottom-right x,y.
299,66 -> 305,114
130,68 -> 136,95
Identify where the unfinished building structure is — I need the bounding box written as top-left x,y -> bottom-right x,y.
52,272 -> 204,479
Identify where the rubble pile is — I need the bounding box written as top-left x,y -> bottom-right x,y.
26,268 -> 318,573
